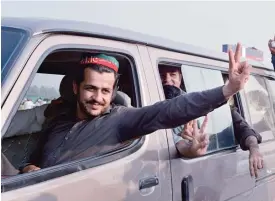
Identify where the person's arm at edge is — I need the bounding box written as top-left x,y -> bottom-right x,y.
245,135 -> 264,178
231,107 -> 262,150
244,135 -> 260,150
268,40 -> 275,54
230,106 -> 264,177
270,48 -> 275,55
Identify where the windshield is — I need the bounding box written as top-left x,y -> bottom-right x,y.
1,27 -> 29,84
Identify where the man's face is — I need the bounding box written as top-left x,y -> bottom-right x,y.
159,66 -> 182,88
73,68 -> 115,119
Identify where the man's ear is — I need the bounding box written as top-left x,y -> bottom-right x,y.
73,81 -> 78,95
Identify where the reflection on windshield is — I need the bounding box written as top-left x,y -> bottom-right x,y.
1,27 -> 28,84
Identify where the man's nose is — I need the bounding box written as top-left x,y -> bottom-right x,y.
164,74 -> 172,83
92,91 -> 103,102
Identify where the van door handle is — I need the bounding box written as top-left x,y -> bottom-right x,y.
181,175 -> 194,201
139,176 -> 159,190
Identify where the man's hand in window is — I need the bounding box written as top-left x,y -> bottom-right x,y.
246,136 -> 264,178
176,116 -> 209,158
22,165 -> 41,173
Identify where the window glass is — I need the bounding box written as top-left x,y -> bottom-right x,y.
181,65 -> 235,152
1,27 -> 28,84
244,76 -> 275,141
19,73 -> 64,110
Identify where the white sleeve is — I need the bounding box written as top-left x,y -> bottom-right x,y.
4,104 -> 49,138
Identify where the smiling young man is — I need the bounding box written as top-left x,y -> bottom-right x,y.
22,45 -> 252,174
158,45 -> 263,177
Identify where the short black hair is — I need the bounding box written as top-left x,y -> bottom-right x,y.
74,64 -> 119,88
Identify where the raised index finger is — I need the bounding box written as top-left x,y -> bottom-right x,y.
228,49 -> 235,72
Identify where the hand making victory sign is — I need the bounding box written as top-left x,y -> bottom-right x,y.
181,116 -> 209,157
223,43 -> 251,99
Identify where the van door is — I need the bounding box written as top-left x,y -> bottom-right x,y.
1,35 -> 172,201
146,47 -> 258,201
239,76 -> 275,201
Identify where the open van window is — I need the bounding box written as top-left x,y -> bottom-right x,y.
157,64 -> 236,155
2,50 -> 141,191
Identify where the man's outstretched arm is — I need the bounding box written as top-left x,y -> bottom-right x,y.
118,86 -> 227,141
118,43 -> 251,141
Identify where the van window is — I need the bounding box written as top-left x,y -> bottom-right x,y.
2,50 -> 140,191
19,73 -> 63,110
244,76 -> 275,141
1,27 -> 28,84
158,64 -> 235,153
181,65 -> 235,152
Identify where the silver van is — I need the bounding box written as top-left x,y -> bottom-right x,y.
1,17 -> 275,201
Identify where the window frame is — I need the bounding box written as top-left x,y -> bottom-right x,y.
1,34 -> 147,192
264,77 -> 275,122
156,60 -> 238,157
1,26 -> 30,86
242,75 -> 275,142
222,73 -> 246,119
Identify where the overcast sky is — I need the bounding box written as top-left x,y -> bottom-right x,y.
2,1 -> 275,88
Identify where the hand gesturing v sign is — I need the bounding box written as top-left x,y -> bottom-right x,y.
181,116 -> 209,157
223,43 -> 251,99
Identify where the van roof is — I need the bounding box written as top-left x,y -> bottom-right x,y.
2,17 -> 271,71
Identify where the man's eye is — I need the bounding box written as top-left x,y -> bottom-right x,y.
102,89 -> 110,94
85,87 -> 95,92
171,73 -> 177,77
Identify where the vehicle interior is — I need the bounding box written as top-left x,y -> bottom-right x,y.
2,50 -> 138,172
